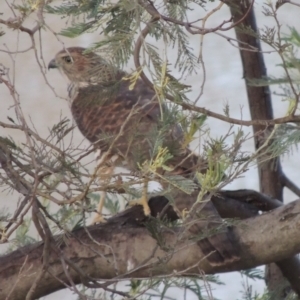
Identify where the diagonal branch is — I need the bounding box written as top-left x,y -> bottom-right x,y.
1,197 -> 300,300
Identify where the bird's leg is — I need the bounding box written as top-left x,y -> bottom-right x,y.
92,164 -> 114,224
92,190 -> 107,224
129,178 -> 151,216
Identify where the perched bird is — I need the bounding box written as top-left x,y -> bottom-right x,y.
48,47 -> 240,265
48,47 -> 206,219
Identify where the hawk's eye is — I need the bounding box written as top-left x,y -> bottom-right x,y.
63,56 -> 72,63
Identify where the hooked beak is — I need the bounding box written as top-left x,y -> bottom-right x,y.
48,58 -> 58,70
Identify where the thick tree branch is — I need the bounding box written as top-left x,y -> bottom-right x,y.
221,189 -> 283,211
281,175 -> 300,198
1,197 -> 300,299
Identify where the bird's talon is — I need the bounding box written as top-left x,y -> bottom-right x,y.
92,214 -> 107,224
182,208 -> 189,219
129,197 -> 151,216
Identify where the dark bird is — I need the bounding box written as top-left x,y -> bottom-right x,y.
48,47 -> 239,265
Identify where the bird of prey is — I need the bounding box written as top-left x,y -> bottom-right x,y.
48,47 -> 240,265
48,47 -> 206,219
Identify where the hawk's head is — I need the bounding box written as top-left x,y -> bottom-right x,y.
48,47 -> 118,85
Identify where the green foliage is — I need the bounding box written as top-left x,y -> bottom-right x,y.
145,217 -> 174,251
162,174 -> 198,194
0,136 -> 20,151
284,27 -> 300,48
238,268 -> 298,300
167,24 -> 199,76
126,276 -> 222,300
197,138 -> 232,192
92,32 -> 135,67
10,218 -> 36,249
50,118 -> 74,144
51,204 -> 83,232
240,268 -> 265,281
269,124 -> 300,157
103,194 -> 120,214
46,0 -> 106,16
60,21 -> 97,37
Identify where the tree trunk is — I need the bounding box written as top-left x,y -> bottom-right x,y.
228,0 -> 295,297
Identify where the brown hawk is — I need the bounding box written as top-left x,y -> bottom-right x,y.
48,47 -> 239,265
48,47 -> 206,216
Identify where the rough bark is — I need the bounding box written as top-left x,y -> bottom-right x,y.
1,195 -> 300,300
